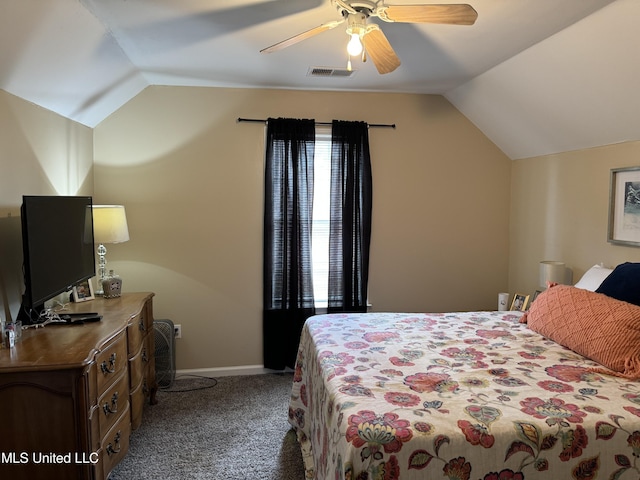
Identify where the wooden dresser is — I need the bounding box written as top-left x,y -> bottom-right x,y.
0,292 -> 157,480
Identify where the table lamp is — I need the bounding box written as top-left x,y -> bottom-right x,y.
539,260 -> 569,289
92,205 -> 129,296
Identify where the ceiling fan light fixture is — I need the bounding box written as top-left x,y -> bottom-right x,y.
346,11 -> 366,57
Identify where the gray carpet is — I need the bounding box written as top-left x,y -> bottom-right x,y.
109,373 -> 306,480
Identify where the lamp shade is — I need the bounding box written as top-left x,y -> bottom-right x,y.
92,205 -> 130,244
539,260 -> 567,288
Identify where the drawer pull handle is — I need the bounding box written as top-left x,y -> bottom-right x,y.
106,431 -> 122,456
139,317 -> 146,332
142,348 -> 148,363
101,353 -> 117,374
103,392 -> 119,415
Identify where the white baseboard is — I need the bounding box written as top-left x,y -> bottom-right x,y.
175,365 -> 293,378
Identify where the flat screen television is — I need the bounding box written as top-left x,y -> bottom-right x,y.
18,195 -> 95,323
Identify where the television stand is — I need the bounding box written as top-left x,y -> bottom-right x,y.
0,292 -> 157,480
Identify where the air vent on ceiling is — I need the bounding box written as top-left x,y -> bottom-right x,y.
308,67 -> 356,78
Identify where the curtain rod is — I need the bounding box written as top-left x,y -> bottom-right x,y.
237,117 -> 396,129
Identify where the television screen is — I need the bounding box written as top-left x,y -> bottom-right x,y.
20,195 -> 95,322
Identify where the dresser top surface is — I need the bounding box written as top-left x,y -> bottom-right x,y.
0,292 -> 154,372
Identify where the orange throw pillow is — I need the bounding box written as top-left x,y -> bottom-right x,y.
524,284 -> 640,379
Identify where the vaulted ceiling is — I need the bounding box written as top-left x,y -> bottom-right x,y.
1,0 -> 637,159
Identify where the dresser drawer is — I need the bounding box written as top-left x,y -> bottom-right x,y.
96,332 -> 127,393
129,334 -> 153,389
126,302 -> 153,354
100,402 -> 131,479
145,333 -> 156,390
97,370 -> 129,438
130,376 -> 150,431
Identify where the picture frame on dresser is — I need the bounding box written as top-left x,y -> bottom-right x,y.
510,293 -> 529,311
530,289 -> 542,307
608,166 -> 640,247
72,278 -> 95,302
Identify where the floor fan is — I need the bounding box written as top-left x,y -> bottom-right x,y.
154,319 -> 176,389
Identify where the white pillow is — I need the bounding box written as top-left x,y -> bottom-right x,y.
574,264 -> 614,291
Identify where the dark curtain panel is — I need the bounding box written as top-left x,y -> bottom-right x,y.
263,117 -> 316,370
327,120 -> 372,313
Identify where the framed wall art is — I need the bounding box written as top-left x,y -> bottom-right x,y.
608,167 -> 640,247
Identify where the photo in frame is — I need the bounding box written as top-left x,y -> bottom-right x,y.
531,290 -> 542,305
510,293 -> 529,312
72,278 -> 95,302
608,167 -> 640,247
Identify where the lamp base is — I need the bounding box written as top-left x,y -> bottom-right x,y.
96,243 -> 107,296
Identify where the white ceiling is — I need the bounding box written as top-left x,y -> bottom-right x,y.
1,0 -> 637,159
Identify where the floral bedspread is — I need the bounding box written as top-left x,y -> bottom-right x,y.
288,311 -> 640,480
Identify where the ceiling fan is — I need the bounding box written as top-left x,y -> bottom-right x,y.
260,1 -> 478,74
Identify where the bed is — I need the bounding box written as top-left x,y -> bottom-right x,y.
288,263 -> 640,479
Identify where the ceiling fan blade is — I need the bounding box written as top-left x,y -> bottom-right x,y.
380,4 -> 478,25
261,19 -> 344,53
362,25 -> 400,74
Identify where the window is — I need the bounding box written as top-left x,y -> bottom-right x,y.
311,126 -> 331,308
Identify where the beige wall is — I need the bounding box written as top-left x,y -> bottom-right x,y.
0,90 -> 93,322
94,86 -> 511,371
509,141 -> 640,297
